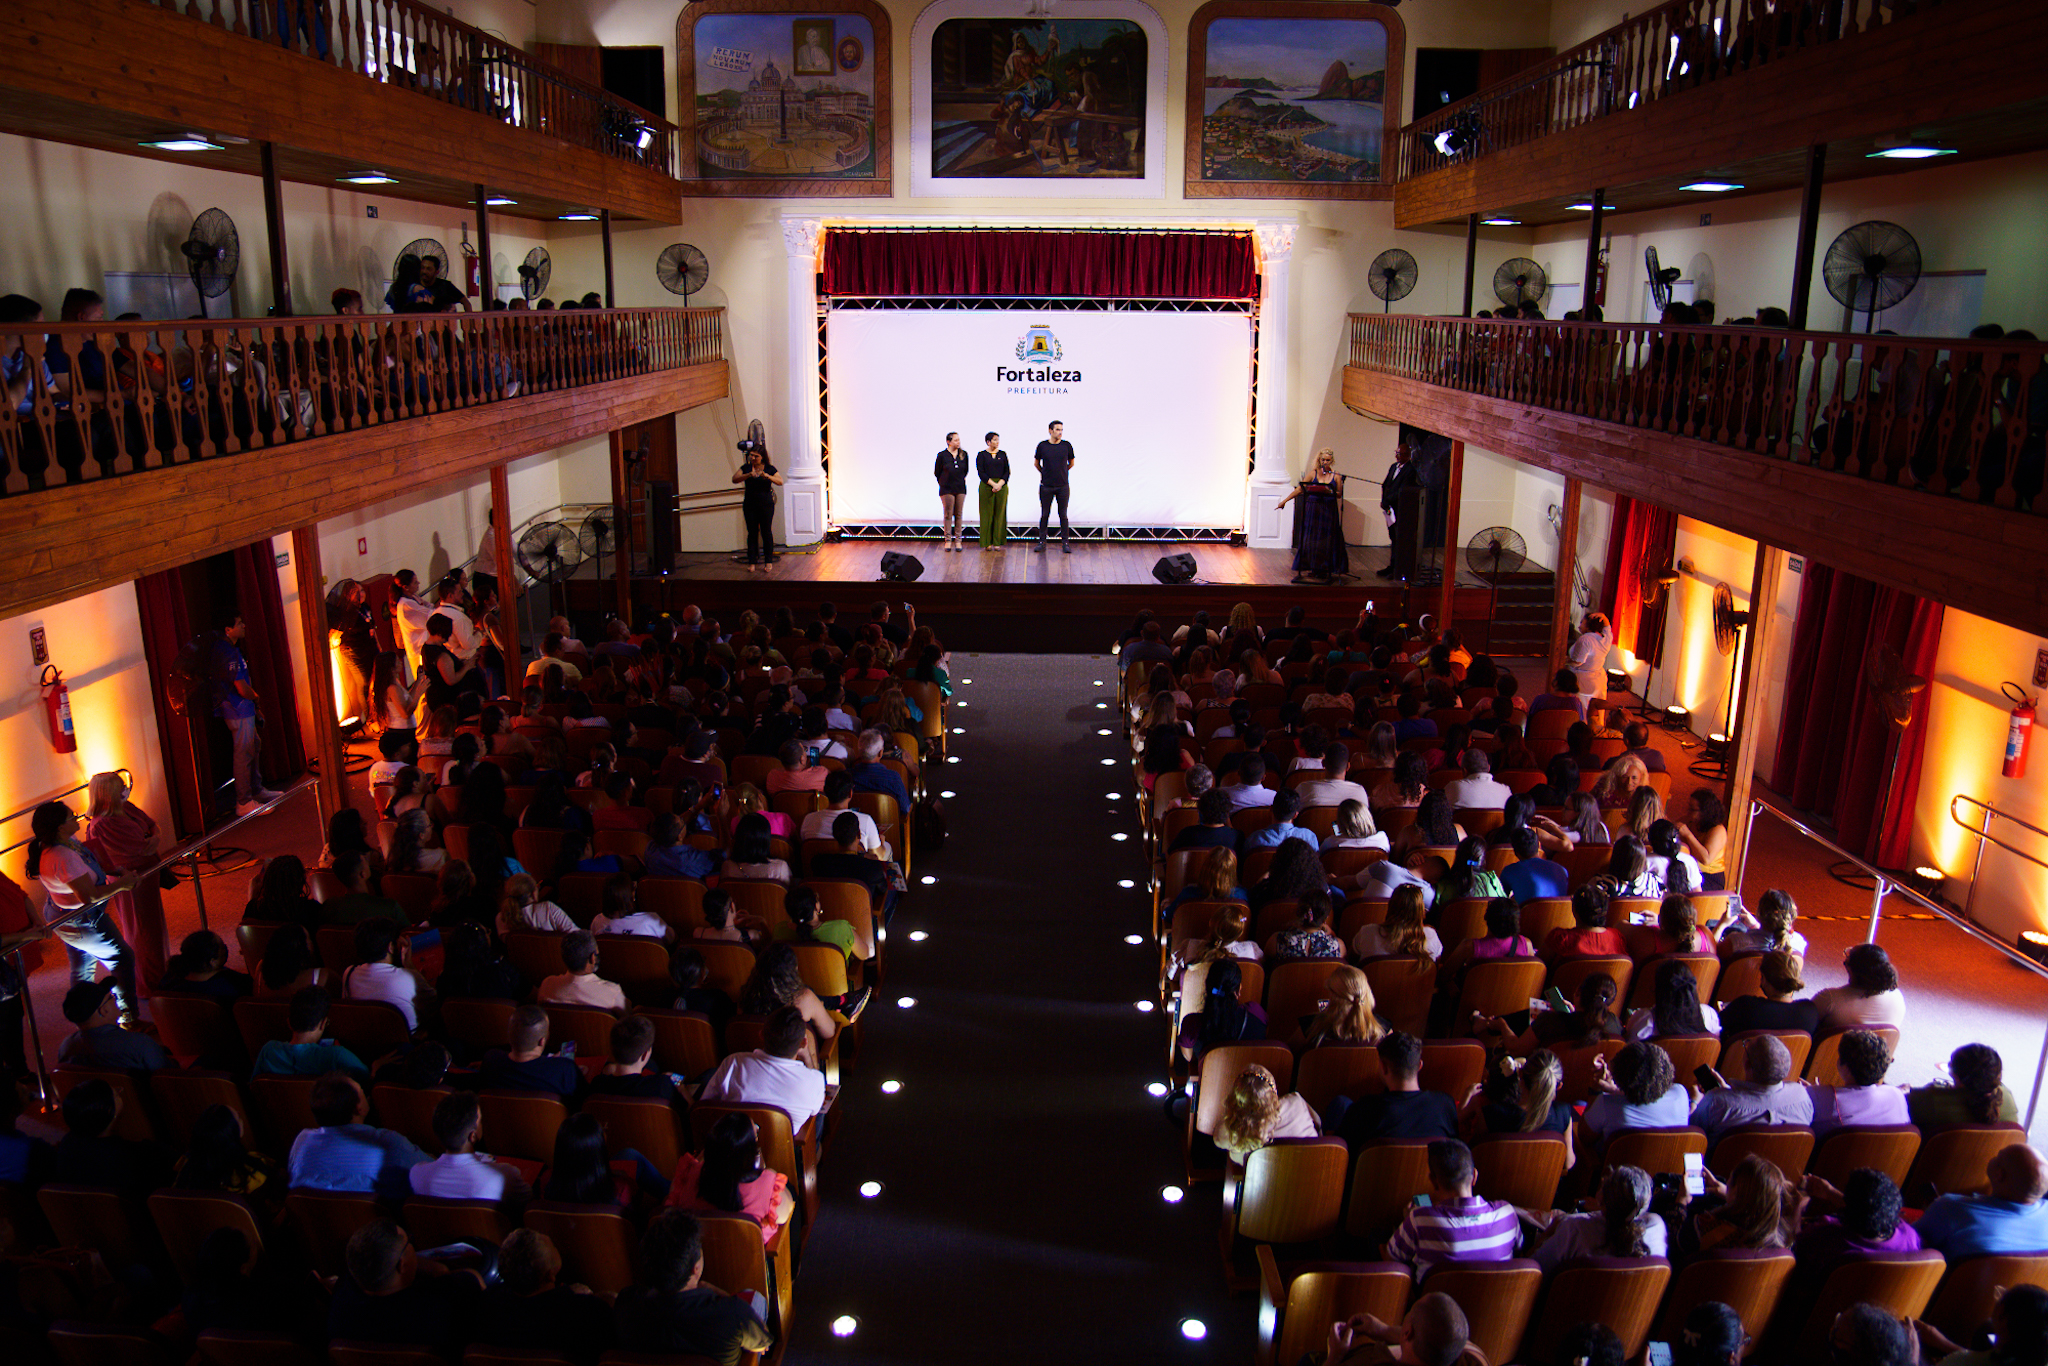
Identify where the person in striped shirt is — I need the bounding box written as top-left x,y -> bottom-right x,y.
1384,1139 -> 1522,1273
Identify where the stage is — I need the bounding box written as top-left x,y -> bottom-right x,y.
562,539 -> 1541,653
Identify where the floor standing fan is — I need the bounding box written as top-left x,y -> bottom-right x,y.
656,244 -> 711,306
1690,581 -> 1752,778
518,247 -> 552,303
180,209 -> 240,317
1465,526 -> 1527,653
579,510 -> 617,588
1824,221 -> 1921,333
1369,249 -> 1418,314
514,520 -> 584,636
1494,258 -> 1548,311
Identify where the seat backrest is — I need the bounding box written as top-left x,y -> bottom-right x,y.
380,873 -> 439,922
1652,1248 -> 1796,1358
1519,897 -> 1578,941
150,991 -> 243,1063
326,999 -> 414,1058
1627,953 -> 1721,1011
584,1095 -> 687,1175
1713,951 -> 1767,1005
1359,956 -> 1436,1037
524,1203 -> 638,1296
1903,1123 -> 2027,1206
1418,1260 -> 1545,1366
1808,1124 -> 1922,1190
722,880 -> 795,937
149,1189 -> 264,1283
1708,1125 -> 1816,1182
195,1330 -> 326,1366
790,942 -> 851,1000
1923,1252 -> 2048,1347
1806,1026 -> 1902,1086
369,1085 -> 453,1155
1435,899 -> 1492,949
283,1189 -> 380,1279
475,1090 -> 571,1163
642,1009 -> 719,1079
1264,1257 -> 1412,1366
1556,1039 -> 1628,1103
1236,1138 -> 1348,1244
639,877 -> 708,932
1525,1258 -> 1672,1362
154,1069 -> 250,1148
1471,1133 -> 1568,1212
1717,1030 -> 1813,1083
1604,1125 -> 1709,1177
694,942 -> 757,1004
441,997 -> 520,1053
554,873 -> 611,924
1293,1043 -> 1384,1116
404,1196 -> 516,1250
1344,1142 -> 1434,1245
1264,959 -> 1339,1034
511,828 -> 566,876
503,930 -> 570,985
1455,958 -> 1548,1031
47,1321 -> 176,1366
1651,1033 -> 1722,1079
593,935 -> 673,1005
696,1211 -> 773,1311
808,880 -> 877,958
1195,1043 -> 1296,1138
39,1185 -> 146,1270
1793,1251 -> 1949,1363
49,1066 -> 155,1144
1321,846 -> 1387,880
1548,956 -> 1635,1012
248,1076 -> 320,1150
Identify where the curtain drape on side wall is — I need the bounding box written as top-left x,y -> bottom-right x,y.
1601,495 -> 1679,660
134,573 -> 201,838
1770,563 -> 1942,865
820,230 -> 1260,299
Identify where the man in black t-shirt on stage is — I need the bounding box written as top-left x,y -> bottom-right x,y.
1033,419 -> 1075,554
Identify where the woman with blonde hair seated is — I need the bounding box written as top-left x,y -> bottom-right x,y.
1215,1063 -> 1321,1162
1592,754 -> 1649,809
1354,884 -> 1442,962
721,782 -> 793,842
1359,721 -> 1400,772
1320,799 -> 1388,852
1676,1153 -> 1799,1260
1172,903 -> 1262,982
1625,785 -> 1664,845
1163,847 -> 1245,919
1290,963 -> 1389,1051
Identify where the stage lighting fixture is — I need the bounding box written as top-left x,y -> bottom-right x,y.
1663,704 -> 1690,730
2021,930 -> 2048,967
1432,112 -> 1480,159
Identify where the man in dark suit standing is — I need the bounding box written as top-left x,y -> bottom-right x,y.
1380,438 -> 1422,581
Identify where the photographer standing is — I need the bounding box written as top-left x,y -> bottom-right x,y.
731,438 -> 783,573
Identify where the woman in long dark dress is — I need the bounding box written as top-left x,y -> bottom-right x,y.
1278,447 -> 1348,583
731,442 -> 783,573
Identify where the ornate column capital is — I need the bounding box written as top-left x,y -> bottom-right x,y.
1254,222 -> 1296,269
781,216 -> 825,261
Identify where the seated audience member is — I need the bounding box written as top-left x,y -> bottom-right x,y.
1826,1303 -> 1915,1366
385,810 -> 446,876
1350,847 -> 1438,908
1214,1063 -> 1320,1163
255,921 -> 325,1000
327,1219 -> 485,1355
47,1077 -> 171,1199
1914,1144 -> 2048,1259
1677,1153 -> 1799,1258
409,1090 -> 531,1206
1529,1164 -> 1666,1272
613,1209 -> 776,1360
1443,750 -> 1512,811
1320,798 -> 1388,853
1265,888 -> 1346,964
1718,888 -> 1808,958
476,1229 -> 616,1365
1911,1281 -> 2048,1366
1337,1032 -> 1458,1145
1499,826 -> 1569,903
341,918 -> 430,1032
1292,964 -> 1389,1053
253,986 -> 370,1083
1673,1302 -> 1748,1366
288,1073 -> 427,1199
1530,669 -> 1590,721
665,1110 -> 794,1247
1624,960 -> 1720,1042
1177,959 -> 1267,1069
809,811 -> 900,923
846,728 -> 911,811
1792,1168 -> 1919,1285
1611,722 -> 1668,774
671,948 -> 736,1047
1808,1029 -> 1911,1134
1170,787 -> 1241,855
539,930 -> 630,1011
58,978 -> 171,1070
1391,692 -> 1438,743
1583,1041 -> 1688,1148
498,872 -> 577,935
593,874 -> 672,940
700,1005 -> 827,1132
590,1014 -> 684,1104
1910,1042 -> 2021,1130
775,884 -> 862,972
1322,1293 -> 1481,1366
1718,949 -> 1821,1036
1435,836 -> 1506,905
800,771 -> 890,856
1813,943 -> 1907,1031
319,851 -> 405,926
159,928 -> 253,999
1354,884 -> 1441,961
642,812 -> 722,883
1441,897 -> 1537,981
720,812 -> 792,886
0,1086 -> 47,1187
1691,1034 -> 1814,1146
1384,1139 -> 1519,1272
1542,884 -> 1625,962
764,738 -> 827,796
1221,754 -> 1278,811
480,1004 -> 584,1101
1244,788 -> 1317,850
1296,744 -> 1373,811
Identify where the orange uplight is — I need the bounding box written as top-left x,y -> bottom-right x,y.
328,634 -> 361,727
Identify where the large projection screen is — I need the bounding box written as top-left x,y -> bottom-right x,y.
826,308 -> 1253,528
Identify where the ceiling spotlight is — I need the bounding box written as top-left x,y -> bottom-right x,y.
1147,1081 -> 1170,1097
559,212 -> 600,221
881,1080 -> 902,1094
1567,202 -> 1619,212
1868,142 -> 1955,160
1180,1319 -> 1209,1342
908,930 -> 929,942
1481,217 -> 1520,226
859,1181 -> 883,1197
339,171 -> 397,185
1161,1185 -> 1186,1204
1681,181 -> 1743,192
1432,111 -> 1480,159
831,1315 -> 859,1337
141,135 -> 224,152
1135,999 -> 1156,1012
1124,934 -> 1145,945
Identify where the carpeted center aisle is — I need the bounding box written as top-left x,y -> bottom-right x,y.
784,653 -> 1248,1364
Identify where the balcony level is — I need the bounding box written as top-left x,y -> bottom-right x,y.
4,0 -> 682,224
1342,313 -> 2047,637
0,307 -> 727,618
1395,0 -> 2048,229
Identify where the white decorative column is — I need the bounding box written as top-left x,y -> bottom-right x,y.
1246,221 -> 1297,548
780,215 -> 827,544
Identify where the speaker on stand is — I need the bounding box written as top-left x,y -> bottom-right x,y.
879,551 -> 925,582
1153,553 -> 1197,584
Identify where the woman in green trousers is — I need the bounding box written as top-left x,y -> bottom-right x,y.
976,432 -> 1010,550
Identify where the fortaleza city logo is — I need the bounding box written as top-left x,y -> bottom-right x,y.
997,324 -> 1082,393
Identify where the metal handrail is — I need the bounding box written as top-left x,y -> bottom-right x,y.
1952,794 -> 2048,924
1746,793 -> 2048,1127
0,769 -> 132,859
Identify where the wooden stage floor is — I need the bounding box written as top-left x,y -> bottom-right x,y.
566,540 -> 1511,652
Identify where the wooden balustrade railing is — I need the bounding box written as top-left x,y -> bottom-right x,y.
1400,0 -> 1945,181
1347,313 -> 2047,511
0,307 -> 723,496
137,0 -> 677,175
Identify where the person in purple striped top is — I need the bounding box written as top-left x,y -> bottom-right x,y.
1384,1139 -> 1522,1273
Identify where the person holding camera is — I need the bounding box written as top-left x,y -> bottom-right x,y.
730,440 -> 783,573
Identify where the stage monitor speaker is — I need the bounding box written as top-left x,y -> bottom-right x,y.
879,551 -> 925,582
647,480 -> 676,574
1153,553 -> 1197,585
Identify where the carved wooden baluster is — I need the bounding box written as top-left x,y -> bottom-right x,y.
1991,353 -> 2033,510
1894,350 -> 1931,487
1837,341 -> 1870,475
1954,350 -> 1995,502
249,325 -> 273,448
0,394 -> 22,495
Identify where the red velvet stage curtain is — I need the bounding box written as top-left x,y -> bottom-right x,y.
231,542 -> 308,783
820,230 -> 1260,299
134,572 -> 203,838
1601,495 -> 1679,660
1770,563 -> 1943,865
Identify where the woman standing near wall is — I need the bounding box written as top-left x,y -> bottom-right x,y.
732,440 -> 782,574
85,772 -> 168,996
976,432 -> 1010,551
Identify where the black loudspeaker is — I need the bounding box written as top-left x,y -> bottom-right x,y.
1153,553 -> 1197,584
647,480 -> 676,574
879,551 -> 925,582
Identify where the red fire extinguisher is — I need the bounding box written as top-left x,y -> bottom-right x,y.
2005,681 -> 2037,780
41,664 -> 76,754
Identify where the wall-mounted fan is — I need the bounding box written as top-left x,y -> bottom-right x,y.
1645,246 -> 1683,312
518,247 -> 552,302
1824,220 -> 1921,333
180,208 -> 240,317
1494,258 -> 1548,310
656,244 -> 710,306
1465,526 -> 1527,653
1368,248 -> 1418,314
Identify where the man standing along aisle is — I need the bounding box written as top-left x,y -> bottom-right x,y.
933,432 -> 970,553
1034,419 -> 1075,554
977,432 -> 1010,551
214,613 -> 283,816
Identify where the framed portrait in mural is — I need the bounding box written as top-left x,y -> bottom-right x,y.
1184,0 -> 1405,200
677,0 -> 892,197
910,0 -> 1170,199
